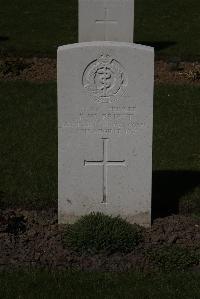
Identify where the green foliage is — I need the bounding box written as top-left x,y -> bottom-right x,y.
147,246 -> 200,272
63,213 -> 143,254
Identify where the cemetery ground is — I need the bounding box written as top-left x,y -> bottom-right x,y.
0,0 -> 200,297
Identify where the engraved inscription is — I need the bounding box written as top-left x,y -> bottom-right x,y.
82,54 -> 128,103
84,138 -> 126,203
62,105 -> 145,135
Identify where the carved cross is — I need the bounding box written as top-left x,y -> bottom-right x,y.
84,138 -> 126,203
95,8 -> 117,40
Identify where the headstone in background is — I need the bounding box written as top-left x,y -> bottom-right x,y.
58,42 -> 154,227
79,0 -> 134,42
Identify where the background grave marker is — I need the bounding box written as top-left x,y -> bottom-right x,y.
79,0 -> 134,42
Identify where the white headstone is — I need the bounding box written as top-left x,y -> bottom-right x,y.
79,0 -> 134,42
58,42 -> 154,227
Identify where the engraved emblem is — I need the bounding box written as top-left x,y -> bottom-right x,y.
82,54 -> 128,103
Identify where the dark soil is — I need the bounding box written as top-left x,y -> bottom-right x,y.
0,58 -> 56,82
0,57 -> 200,84
1,209 -> 200,272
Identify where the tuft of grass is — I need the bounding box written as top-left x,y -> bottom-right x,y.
147,246 -> 200,272
63,212 -> 143,254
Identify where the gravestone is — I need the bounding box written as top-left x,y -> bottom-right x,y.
79,0 -> 134,42
58,42 -> 154,227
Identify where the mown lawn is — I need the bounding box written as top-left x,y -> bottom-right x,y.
0,0 -> 199,59
1,270 -> 200,298
0,82 -> 199,211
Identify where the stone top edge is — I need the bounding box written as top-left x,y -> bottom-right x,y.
57,42 -> 154,53
79,0 -> 133,2
79,0 -> 134,1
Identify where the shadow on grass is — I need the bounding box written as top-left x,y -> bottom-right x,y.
0,36 -> 9,42
152,170 -> 200,220
136,41 -> 176,51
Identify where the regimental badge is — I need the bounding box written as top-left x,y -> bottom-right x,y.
82,54 -> 128,103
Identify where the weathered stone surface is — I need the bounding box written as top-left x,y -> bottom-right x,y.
79,0 -> 134,42
58,42 -> 154,227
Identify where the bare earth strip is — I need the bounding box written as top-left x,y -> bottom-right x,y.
0,209 -> 200,271
0,57 -> 200,84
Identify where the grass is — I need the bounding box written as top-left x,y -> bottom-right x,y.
63,212 -> 143,254
1,270 -> 200,298
0,0 -> 199,59
0,0 -> 77,57
0,81 -> 199,211
135,0 -> 200,60
153,85 -> 200,170
0,81 -> 57,208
